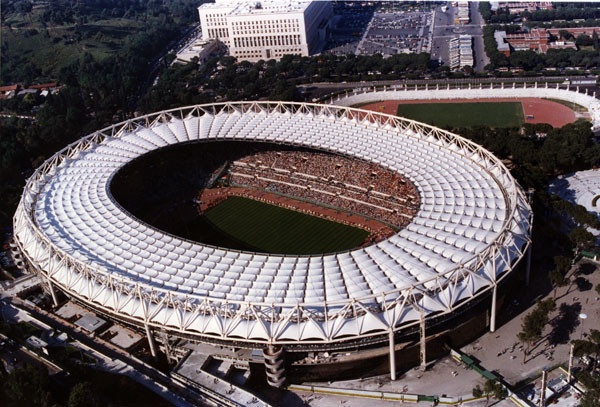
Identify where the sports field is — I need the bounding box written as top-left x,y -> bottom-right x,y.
395,101 -> 525,128
203,196 -> 369,255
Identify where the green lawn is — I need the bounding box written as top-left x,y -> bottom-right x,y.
396,101 -> 525,128
2,18 -> 142,80
203,196 -> 369,255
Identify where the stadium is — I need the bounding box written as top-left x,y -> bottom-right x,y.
13,101 -> 532,386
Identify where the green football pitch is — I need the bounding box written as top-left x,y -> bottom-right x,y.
396,101 -> 525,128
202,196 -> 369,255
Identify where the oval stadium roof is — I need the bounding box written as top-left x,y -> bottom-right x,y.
14,102 -> 532,345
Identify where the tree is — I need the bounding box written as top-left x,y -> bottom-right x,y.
68,381 -> 103,407
549,269 -> 570,299
479,379 -> 509,406
2,364 -> 55,407
554,255 -> 571,273
517,299 -> 556,363
569,227 -> 596,251
573,329 -> 600,370
550,256 -> 571,299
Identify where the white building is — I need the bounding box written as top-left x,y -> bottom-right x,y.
198,0 -> 332,62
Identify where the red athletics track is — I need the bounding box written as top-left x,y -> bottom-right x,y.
359,98 -> 577,128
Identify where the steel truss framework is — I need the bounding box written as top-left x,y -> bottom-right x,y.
14,101 -> 532,346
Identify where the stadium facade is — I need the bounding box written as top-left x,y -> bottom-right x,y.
13,102 -> 532,386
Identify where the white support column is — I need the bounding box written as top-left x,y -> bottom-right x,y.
501,82 -> 504,89
539,370 -> 548,407
490,284 -> 498,333
545,82 -> 548,89
585,88 -> 588,95
47,279 -> 59,307
425,83 -> 428,91
535,81 -> 538,88
145,323 -> 158,358
419,315 -> 426,370
389,331 -> 396,381
568,344 -> 574,383
436,84 -> 439,90
513,82 -> 516,89
526,243 -> 532,287
447,83 -> 450,90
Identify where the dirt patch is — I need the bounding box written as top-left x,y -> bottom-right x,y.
358,97 -> 578,128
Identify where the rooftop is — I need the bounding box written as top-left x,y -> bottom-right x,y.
199,0 -> 311,15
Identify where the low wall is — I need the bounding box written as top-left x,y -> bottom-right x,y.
327,83 -> 600,131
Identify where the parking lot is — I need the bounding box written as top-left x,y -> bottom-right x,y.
357,9 -> 433,56
324,3 -> 435,57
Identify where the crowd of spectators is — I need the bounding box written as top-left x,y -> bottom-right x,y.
227,149 -> 419,228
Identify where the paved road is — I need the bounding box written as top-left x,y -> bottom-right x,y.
431,3 -> 485,71
431,4 -> 454,65
469,2 -> 488,72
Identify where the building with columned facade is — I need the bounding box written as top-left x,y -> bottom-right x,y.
198,0 -> 332,62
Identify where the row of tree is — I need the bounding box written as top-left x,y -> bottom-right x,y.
139,52 -> 437,113
2,0 -> 201,27
479,1 -> 600,24
0,362 -> 171,407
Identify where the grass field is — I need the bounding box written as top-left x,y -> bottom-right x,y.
202,196 -> 369,255
2,18 -> 142,80
396,101 -> 525,128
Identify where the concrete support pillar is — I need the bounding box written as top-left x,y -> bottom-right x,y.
513,82 -> 516,89
535,81 -> 538,88
577,86 -> 580,92
419,315 -> 426,370
594,91 -> 597,98
469,83 -> 472,89
568,344 -> 574,383
545,82 -> 548,89
425,83 -> 428,91
47,279 -> 59,307
264,345 -> 286,388
585,88 -> 588,95
501,82 -> 504,89
436,84 -> 439,90
479,83 -> 482,89
447,83 -> 450,90
526,243 -> 532,287
145,323 -> 158,358
556,83 -> 559,90
490,284 -> 497,333
389,331 -> 396,380
540,370 -> 548,407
